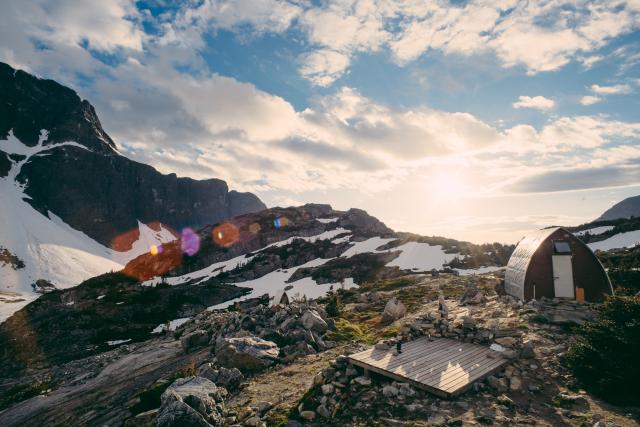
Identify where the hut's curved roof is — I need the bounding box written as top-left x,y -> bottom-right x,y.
504,227 -> 561,299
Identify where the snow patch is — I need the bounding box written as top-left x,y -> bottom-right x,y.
151,317 -> 192,333
207,258 -> 356,311
385,242 -> 460,271
455,266 -> 504,276
589,230 -> 640,251
341,236 -> 396,257
316,217 -> 339,223
107,339 -> 131,346
575,226 -> 614,236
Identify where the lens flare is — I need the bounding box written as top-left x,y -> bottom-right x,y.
150,244 -> 165,256
274,216 -> 289,229
181,228 -> 200,256
249,222 -> 261,234
212,222 -> 240,247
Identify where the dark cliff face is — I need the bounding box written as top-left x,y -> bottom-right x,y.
0,62 -> 266,246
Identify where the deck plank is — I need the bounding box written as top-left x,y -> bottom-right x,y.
347,337 -> 507,397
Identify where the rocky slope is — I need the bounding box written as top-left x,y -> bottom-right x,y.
598,195 -> 640,221
0,204 -> 513,378
0,62 -> 265,314
0,272 -> 637,426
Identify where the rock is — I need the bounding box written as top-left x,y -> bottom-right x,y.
382,298 -> 407,324
382,385 -> 399,397
300,309 -> 328,333
554,393 -> 589,408
245,416 -> 265,427
497,394 -> 514,407
153,376 -> 226,427
461,316 -> 476,329
198,365 -> 244,391
125,409 -> 159,426
399,383 -> 416,397
374,342 -> 390,351
494,337 -> 517,347
353,376 -> 372,386
316,404 -> 332,418
215,336 -> 279,372
454,401 -> 470,410
256,401 -> 272,414
520,340 -> 535,359
486,376 -> 508,392
460,287 -> 486,305
299,410 -> 315,421
181,330 -> 210,353
321,384 -> 335,395
509,376 -> 522,391
427,413 -> 446,425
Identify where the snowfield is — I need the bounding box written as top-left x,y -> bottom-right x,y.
588,230 -> 640,251
0,130 -> 178,322
386,241 -> 460,271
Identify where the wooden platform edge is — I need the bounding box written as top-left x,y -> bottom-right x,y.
347,352 -> 508,398
348,357 -> 451,398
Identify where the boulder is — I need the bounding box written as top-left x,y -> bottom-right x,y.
300,410 -> 315,421
520,340 -> 535,359
215,336 -> 279,372
300,309 -> 328,333
316,404 -> 332,418
486,376 -> 508,392
181,330 -> 209,353
198,364 -> 244,391
460,287 -> 486,305
494,337 -> 517,347
382,298 -> 407,324
153,376 -> 226,427
382,385 -> 399,397
353,376 -> 371,386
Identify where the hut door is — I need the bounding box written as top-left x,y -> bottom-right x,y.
552,255 -> 574,298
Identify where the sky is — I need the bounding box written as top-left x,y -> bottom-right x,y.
1,0 -> 640,244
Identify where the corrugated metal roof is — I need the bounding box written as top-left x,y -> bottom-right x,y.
505,227 -> 560,300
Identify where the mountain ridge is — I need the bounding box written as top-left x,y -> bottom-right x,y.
598,194 -> 640,221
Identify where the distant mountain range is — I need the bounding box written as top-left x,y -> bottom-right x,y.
598,195 -> 640,221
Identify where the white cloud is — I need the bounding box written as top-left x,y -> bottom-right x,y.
0,0 -> 145,53
580,95 -> 602,105
299,49 -> 351,87
590,83 -> 632,94
512,96 -> 555,110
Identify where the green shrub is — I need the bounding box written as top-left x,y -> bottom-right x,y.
325,293 -> 341,317
564,296 -> 640,405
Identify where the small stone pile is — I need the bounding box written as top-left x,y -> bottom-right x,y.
298,355 -> 440,423
174,299 -> 337,368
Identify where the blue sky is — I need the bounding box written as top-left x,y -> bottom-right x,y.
1,0 -> 640,243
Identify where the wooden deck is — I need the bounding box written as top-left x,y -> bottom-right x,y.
347,337 -> 507,398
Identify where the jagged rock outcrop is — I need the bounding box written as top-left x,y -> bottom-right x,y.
154,376 -> 227,427
215,336 -> 280,372
0,62 -> 266,247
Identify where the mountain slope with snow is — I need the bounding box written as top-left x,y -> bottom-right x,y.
0,131 -> 180,321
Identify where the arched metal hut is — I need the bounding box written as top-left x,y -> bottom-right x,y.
505,227 -> 613,302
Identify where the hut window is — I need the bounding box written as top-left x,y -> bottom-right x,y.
553,240 -> 571,254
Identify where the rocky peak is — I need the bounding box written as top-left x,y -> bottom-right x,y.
0,62 -> 116,154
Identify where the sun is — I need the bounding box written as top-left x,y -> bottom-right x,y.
426,170 -> 469,202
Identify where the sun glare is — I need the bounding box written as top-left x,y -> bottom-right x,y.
427,170 -> 469,202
